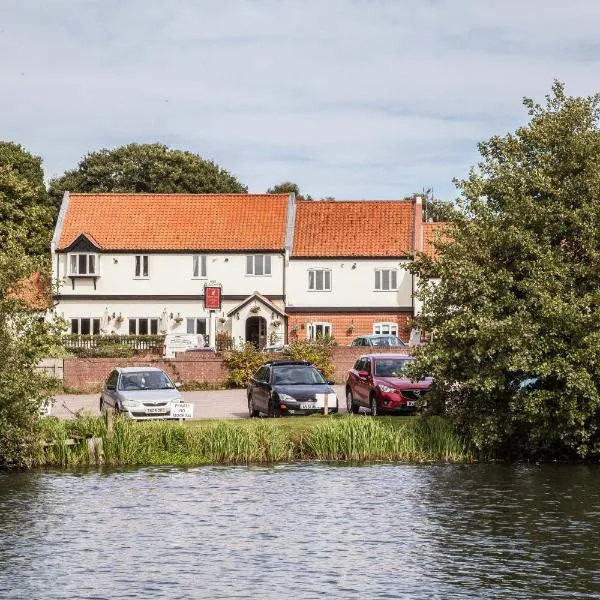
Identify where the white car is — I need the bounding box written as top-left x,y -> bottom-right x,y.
99,366 -> 193,420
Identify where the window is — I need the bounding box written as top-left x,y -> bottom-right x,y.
307,322 -> 332,340
135,255 -> 149,278
106,371 -> 119,390
246,255 -> 272,276
186,318 -> 207,335
192,255 -> 207,278
128,318 -> 159,335
373,322 -> 398,336
69,253 -> 98,276
308,269 -> 332,291
70,318 -> 100,335
374,269 -> 398,291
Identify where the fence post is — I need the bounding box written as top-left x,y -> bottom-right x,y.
324,393 -> 329,416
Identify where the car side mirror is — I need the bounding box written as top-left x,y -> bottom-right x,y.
175,382 -> 182,388
326,380 -> 335,385
357,370 -> 369,378
106,384 -> 115,391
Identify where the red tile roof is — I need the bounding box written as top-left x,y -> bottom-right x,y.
292,200 -> 414,257
423,222 -> 450,259
57,193 -> 290,251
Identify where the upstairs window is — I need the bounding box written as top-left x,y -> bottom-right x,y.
374,269 -> 398,291
246,255 -> 272,276
308,269 -> 331,291
135,255 -> 149,278
192,255 -> 207,278
69,253 -> 98,276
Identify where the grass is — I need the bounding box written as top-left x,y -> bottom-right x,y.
36,414 -> 473,467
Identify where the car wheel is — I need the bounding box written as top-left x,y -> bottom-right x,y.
370,394 -> 378,417
346,389 -> 360,414
248,395 -> 259,418
267,396 -> 280,418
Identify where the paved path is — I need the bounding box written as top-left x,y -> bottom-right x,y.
52,385 -> 347,420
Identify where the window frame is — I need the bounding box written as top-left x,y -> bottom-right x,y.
307,268 -> 332,291
70,317 -> 101,335
192,255 -> 207,279
373,322 -> 399,336
128,318 -> 159,335
374,268 -> 398,291
186,318 -> 207,335
134,255 -> 150,279
68,253 -> 99,276
246,254 -> 272,276
306,322 -> 332,340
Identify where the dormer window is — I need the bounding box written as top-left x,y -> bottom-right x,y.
69,253 -> 98,276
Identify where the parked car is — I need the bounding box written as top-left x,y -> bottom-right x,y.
100,367 -> 190,420
350,335 -> 407,348
247,360 -> 338,417
345,353 -> 432,416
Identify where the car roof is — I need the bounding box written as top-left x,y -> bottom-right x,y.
361,353 -> 414,359
263,360 -> 311,366
116,366 -> 166,373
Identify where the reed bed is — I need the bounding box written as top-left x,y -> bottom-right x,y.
37,414 -> 471,467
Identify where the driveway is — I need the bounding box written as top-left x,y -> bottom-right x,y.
52,385 -> 347,420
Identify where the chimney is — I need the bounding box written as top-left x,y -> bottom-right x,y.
414,195 -> 424,253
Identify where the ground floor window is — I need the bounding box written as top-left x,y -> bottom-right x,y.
307,322 -> 332,340
71,318 -> 100,335
129,318 -> 159,335
373,322 -> 398,336
187,318 -> 207,335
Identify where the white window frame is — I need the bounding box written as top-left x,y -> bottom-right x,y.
374,268 -> 398,291
134,255 -> 149,279
186,317 -> 208,335
308,269 -> 332,291
373,322 -> 398,336
192,255 -> 207,279
246,255 -> 272,276
307,322 -> 332,340
70,317 -> 101,335
68,253 -> 98,276
128,318 -> 159,335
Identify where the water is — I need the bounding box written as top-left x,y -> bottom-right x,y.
1,463 -> 599,599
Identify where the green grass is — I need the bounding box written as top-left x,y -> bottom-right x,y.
36,414 -> 473,467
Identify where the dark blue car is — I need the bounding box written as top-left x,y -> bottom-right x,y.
247,360 -> 338,417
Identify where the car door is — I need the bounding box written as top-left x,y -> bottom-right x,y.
354,358 -> 372,406
252,366 -> 271,413
102,370 -> 119,409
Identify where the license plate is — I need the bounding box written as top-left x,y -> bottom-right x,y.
300,402 -> 317,410
406,401 -> 416,407
145,407 -> 168,414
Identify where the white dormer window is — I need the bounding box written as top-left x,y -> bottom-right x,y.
69,253 -> 98,276
134,255 -> 149,278
192,255 -> 207,278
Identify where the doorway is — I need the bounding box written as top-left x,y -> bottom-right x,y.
246,316 -> 267,349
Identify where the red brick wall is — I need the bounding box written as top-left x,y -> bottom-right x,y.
63,351 -> 228,391
287,311 -> 413,346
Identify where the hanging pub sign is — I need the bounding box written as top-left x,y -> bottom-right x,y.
204,283 -> 222,311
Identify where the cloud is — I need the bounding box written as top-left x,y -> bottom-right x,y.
2,0 -> 600,199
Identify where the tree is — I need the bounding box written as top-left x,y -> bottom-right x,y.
409,82 -> 600,460
0,142 -> 53,255
267,181 -> 310,200
48,143 -> 248,208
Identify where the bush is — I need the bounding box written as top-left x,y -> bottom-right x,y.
222,343 -> 267,388
283,339 -> 334,380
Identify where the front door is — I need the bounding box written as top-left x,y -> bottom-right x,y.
246,316 -> 267,349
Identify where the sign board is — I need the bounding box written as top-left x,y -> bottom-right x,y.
171,403 -> 194,419
164,333 -> 205,358
204,284 -> 222,310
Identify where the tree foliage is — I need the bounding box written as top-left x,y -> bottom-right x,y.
267,181 -> 311,200
409,82 -> 600,459
0,142 -> 53,255
48,143 -> 247,208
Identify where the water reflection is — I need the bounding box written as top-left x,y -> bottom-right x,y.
1,464 -> 599,599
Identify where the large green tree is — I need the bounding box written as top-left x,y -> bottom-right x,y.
410,82 -> 600,460
267,181 -> 311,200
0,142 -> 53,255
49,143 -> 247,208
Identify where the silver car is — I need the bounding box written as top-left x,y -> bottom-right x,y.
100,367 -> 185,420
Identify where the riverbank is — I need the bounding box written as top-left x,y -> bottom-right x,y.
37,414 -> 472,467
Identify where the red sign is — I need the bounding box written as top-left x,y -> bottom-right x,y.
204,285 -> 222,310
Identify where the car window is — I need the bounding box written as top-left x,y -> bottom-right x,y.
254,366 -> 269,383
272,365 -> 326,385
352,359 -> 362,370
106,371 -> 118,389
374,358 -> 413,377
118,371 -> 175,391
364,359 -> 372,374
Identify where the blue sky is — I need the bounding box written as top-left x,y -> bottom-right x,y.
2,0 -> 600,200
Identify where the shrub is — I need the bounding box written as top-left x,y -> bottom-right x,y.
222,343 -> 267,388
283,339 -> 334,380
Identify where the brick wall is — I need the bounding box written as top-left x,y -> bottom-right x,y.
287,311 -> 413,346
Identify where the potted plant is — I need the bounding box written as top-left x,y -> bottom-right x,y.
272,319 -> 281,327
115,313 -> 124,325
250,305 -> 260,314
346,323 -> 355,335
219,317 -> 227,324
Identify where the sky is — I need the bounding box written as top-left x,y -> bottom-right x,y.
2,0 -> 600,200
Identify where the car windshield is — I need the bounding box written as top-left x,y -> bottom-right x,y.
374,358 -> 413,377
272,365 -> 326,385
118,371 -> 175,391
371,336 -> 404,347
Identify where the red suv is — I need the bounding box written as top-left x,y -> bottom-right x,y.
345,353 -> 432,416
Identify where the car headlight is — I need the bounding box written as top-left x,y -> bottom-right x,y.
378,384 -> 398,394
121,399 -> 142,408
277,393 -> 296,403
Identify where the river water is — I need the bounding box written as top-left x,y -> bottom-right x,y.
1,463 -> 599,599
